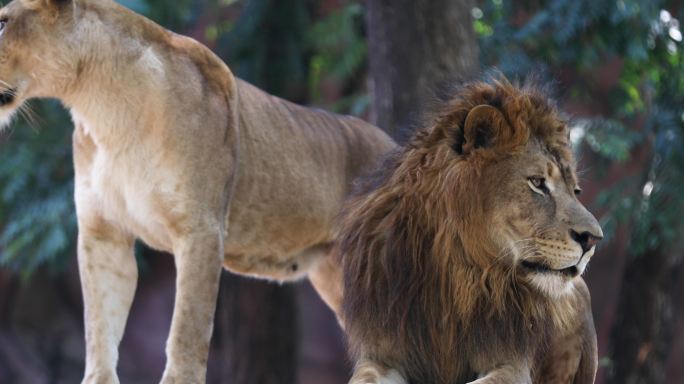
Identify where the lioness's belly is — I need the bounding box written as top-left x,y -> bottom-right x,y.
221,166 -> 339,280
222,243 -> 332,281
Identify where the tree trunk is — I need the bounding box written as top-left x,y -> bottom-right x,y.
366,0 -> 479,141
606,248 -> 682,384
208,274 -> 298,384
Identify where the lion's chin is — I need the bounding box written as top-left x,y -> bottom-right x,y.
521,259 -> 583,297
527,272 -> 576,298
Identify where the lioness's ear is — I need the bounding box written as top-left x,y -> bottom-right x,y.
461,104 -> 513,154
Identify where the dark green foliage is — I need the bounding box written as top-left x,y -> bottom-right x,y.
476,0 -> 684,253
119,0 -> 199,31
218,0 -> 312,100
219,0 -> 367,111
0,101 -> 74,276
307,3 -> 369,114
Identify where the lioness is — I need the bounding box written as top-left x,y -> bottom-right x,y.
0,0 -> 394,382
337,78 -> 602,383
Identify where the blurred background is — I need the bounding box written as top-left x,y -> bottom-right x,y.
0,0 -> 682,383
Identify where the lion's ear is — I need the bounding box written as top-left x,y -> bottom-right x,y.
461,105 -> 514,154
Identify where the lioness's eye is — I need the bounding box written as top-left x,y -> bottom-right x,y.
0,19 -> 6,34
574,188 -> 582,196
527,176 -> 548,195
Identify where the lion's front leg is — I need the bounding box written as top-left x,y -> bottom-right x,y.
78,220 -> 137,384
160,232 -> 223,384
349,357 -> 408,384
468,361 -> 532,384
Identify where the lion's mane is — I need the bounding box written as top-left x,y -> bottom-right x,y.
338,77 -> 577,383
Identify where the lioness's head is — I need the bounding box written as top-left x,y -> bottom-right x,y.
441,78 -> 602,296
0,0 -> 86,126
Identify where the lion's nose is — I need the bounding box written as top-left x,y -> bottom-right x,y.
570,229 -> 603,254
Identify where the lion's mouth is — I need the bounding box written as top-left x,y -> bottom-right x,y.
521,260 -> 579,277
0,89 -> 16,106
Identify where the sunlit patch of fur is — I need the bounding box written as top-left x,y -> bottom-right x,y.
378,370 -> 408,384
528,273 -> 574,298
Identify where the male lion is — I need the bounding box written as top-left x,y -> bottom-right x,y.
337,78 -> 603,384
0,0 -> 394,382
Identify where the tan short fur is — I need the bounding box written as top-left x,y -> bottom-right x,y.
0,0 -> 394,382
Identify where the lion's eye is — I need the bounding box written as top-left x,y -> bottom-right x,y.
0,19 -> 6,34
574,188 -> 582,196
527,177 -> 548,195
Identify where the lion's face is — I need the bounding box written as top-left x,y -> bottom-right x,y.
457,102 -> 603,297
0,0 -> 77,126
485,138 -> 602,296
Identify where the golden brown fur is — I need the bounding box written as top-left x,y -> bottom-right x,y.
0,1 -> 394,382
338,77 -> 601,383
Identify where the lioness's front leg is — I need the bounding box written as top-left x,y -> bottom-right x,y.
161,232 -> 223,384
78,219 -> 137,384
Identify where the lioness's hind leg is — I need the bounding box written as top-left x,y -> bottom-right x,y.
349,358 -> 408,384
78,222 -> 137,384
308,249 -> 343,318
